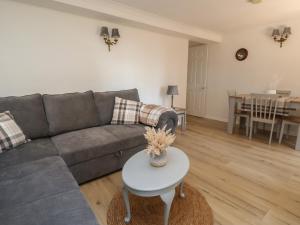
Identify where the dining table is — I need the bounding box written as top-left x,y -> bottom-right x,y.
227,94 -> 300,150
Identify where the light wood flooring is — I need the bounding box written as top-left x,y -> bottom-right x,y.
80,116 -> 300,225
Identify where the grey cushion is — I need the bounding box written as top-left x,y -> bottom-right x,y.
94,89 -> 140,125
0,156 -> 99,225
52,125 -> 146,166
43,91 -> 100,136
0,156 -> 76,208
0,138 -> 58,170
0,94 -> 49,139
0,189 -> 99,225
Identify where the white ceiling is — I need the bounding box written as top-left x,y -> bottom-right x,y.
112,0 -> 300,33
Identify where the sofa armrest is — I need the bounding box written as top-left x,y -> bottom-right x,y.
155,111 -> 178,133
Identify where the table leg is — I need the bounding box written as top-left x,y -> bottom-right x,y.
181,115 -> 184,131
227,96 -> 236,134
295,125 -> 300,151
179,182 -> 185,198
184,112 -> 187,130
160,189 -> 175,225
122,187 -> 131,223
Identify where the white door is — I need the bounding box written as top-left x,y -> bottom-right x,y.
186,45 -> 208,117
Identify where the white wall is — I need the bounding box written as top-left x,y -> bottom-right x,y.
206,18 -> 300,122
0,0 -> 188,107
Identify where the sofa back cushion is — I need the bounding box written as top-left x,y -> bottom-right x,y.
43,91 -> 100,136
0,94 -> 49,139
94,89 -> 140,125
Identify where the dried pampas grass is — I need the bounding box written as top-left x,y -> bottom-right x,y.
144,126 -> 176,156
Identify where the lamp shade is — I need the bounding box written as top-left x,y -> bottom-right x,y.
283,27 -> 291,35
272,29 -> 280,37
167,85 -> 179,95
100,26 -> 109,37
111,28 -> 120,38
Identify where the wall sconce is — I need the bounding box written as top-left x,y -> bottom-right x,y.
100,26 -> 120,51
272,27 -> 291,48
248,0 -> 262,4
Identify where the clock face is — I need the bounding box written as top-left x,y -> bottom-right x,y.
235,48 -> 248,61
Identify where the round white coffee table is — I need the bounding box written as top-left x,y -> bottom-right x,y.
122,147 -> 190,225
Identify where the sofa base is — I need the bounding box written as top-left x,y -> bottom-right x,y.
69,144 -> 147,184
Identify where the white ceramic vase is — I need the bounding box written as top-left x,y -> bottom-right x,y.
150,150 -> 168,167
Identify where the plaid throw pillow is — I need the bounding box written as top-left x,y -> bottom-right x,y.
0,111 -> 27,153
111,97 -> 142,125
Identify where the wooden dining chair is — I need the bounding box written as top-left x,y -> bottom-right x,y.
227,91 -> 250,136
249,94 -> 281,144
276,90 -> 292,97
266,90 -> 291,97
279,116 -> 300,148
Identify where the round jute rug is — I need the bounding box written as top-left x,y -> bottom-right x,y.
107,183 -> 213,225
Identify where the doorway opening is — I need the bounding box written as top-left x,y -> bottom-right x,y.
186,41 -> 208,118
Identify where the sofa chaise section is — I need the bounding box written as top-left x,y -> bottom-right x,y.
0,138 -> 58,170
0,156 -> 98,225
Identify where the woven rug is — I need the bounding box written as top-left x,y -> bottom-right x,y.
107,183 -> 213,225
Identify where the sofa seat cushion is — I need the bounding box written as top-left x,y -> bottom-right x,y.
0,189 -> 99,225
0,156 -> 99,225
43,91 -> 100,136
0,94 -> 49,139
52,125 -> 146,166
0,138 -> 58,170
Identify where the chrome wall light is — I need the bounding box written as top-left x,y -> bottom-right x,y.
100,27 -> 120,51
272,27 -> 292,48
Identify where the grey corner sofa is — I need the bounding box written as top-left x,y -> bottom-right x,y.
0,88 -> 178,225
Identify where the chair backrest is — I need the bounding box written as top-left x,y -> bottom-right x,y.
276,90 -> 291,97
250,94 -> 280,121
265,90 -> 276,94
266,89 -> 291,97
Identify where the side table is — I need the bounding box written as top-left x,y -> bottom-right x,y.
173,107 -> 187,131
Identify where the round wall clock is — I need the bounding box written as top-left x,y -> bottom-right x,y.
235,48 -> 248,61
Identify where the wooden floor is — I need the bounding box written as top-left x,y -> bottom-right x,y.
80,116 -> 300,225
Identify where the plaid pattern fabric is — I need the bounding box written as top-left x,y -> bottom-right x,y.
139,104 -> 174,126
0,111 -> 26,153
240,96 -> 291,116
111,97 -> 142,125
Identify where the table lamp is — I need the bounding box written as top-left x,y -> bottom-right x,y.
167,85 -> 179,108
